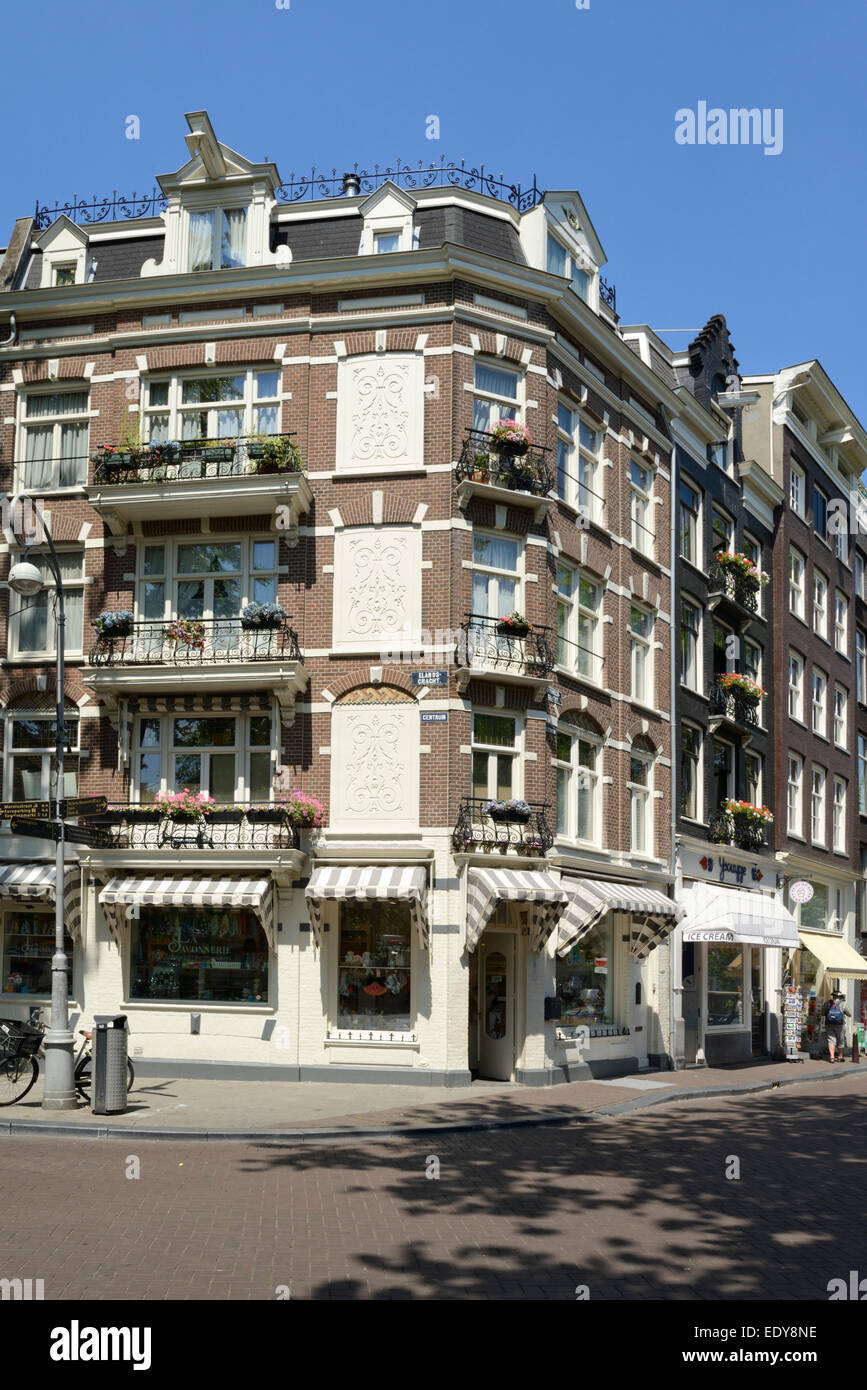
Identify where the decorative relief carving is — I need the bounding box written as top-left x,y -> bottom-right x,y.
347,533 -> 408,638
351,361 -> 410,463
331,703 -> 419,829
336,352 -> 423,472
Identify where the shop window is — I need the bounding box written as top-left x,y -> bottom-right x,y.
2,910 -> 73,998
706,944 -> 745,1028
555,922 -> 613,1028
338,899 -> 412,1033
130,904 -> 268,1002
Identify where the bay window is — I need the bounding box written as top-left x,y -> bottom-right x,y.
18,390 -> 90,490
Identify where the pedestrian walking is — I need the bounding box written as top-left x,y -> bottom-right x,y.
824,991 -> 851,1062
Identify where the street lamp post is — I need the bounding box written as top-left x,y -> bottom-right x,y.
8,514 -> 77,1109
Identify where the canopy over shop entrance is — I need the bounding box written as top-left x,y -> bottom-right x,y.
98,875 -> 275,946
557,878 -> 681,959
305,865 -> 429,949
680,882 -> 798,949
0,863 -> 82,939
465,867 -> 567,953
797,930 -> 867,980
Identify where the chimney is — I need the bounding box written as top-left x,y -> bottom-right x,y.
341,172 -> 361,197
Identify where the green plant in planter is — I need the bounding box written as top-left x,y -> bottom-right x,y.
246,434 -> 301,474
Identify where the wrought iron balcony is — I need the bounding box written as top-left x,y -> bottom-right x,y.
90,434 -> 303,485
456,430 -> 553,498
87,804 -> 301,852
455,613 -> 555,694
708,681 -> 760,728
89,617 -> 301,667
708,810 -> 769,851
453,797 -> 554,855
707,560 -> 759,616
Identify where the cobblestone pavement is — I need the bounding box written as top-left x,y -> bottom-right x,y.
3,1074 -> 865,1300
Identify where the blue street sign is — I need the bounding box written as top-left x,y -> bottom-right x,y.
421,712 -> 448,723
411,670 -> 449,687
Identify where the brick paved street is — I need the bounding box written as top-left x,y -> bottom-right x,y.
2,1074 -> 866,1301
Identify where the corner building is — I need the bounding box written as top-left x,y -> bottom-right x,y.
0,113 -> 733,1084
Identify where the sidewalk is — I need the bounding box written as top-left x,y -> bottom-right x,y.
2,1056 -> 864,1142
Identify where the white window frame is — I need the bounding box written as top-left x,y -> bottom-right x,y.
857,628 -> 867,705
15,388 -> 92,492
811,667 -> 827,737
629,459 -> 654,558
546,231 -> 593,303
556,401 -> 603,522
744,750 -> 763,808
833,776 -> 847,854
10,549 -> 86,658
470,711 -> 521,803
789,462 -> 805,516
556,563 -> 602,684
787,753 -> 804,837
136,536 -> 278,625
833,684 -> 848,748
4,713 -> 80,803
471,359 -> 523,437
856,551 -> 867,601
858,735 -> 867,816
628,747 -> 654,854
810,765 -> 827,845
143,367 -> 281,443
554,722 -> 602,846
788,650 -> 804,722
132,712 -> 275,804
185,205 -> 248,273
629,605 -> 654,706
788,546 -> 806,620
812,570 -> 828,639
834,590 -> 849,654
470,530 -> 522,624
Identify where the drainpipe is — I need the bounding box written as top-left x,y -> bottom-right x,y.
659,400 -> 680,1070
0,313 -> 18,347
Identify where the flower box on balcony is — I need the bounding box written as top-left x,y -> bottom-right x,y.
124,807 -> 161,823
210,807 -> 245,823
202,445 -> 236,463
93,610 -> 135,640
716,672 -> 766,702
721,798 -> 774,824
489,422 -> 533,457
240,602 -> 288,631
246,806 -> 287,823
496,613 -> 533,639
482,799 -> 533,825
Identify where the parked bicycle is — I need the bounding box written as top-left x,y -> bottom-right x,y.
0,1013 -> 134,1105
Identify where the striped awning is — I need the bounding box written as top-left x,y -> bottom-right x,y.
0,863 -> 82,940
680,882 -> 798,949
98,876 -> 275,947
305,865 -> 429,949
466,867 -> 568,953
557,878 -> 682,960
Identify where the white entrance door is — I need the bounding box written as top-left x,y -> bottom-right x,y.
478,931 -> 515,1081
629,953 -> 649,1069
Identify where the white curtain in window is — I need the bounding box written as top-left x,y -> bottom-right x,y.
56,553 -> 84,651
188,212 -> 214,272
23,427 -> 53,490
221,209 -> 246,268
18,591 -> 49,652
19,766 -> 43,799
59,423 -> 88,486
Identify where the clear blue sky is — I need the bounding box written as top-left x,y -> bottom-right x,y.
2,0 -> 865,420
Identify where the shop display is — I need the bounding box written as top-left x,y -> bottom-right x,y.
2,911 -> 73,996
338,901 -> 411,1031
555,922 -> 612,1026
130,905 -> 268,1002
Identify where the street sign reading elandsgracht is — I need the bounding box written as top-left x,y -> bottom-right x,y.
0,796 -> 107,821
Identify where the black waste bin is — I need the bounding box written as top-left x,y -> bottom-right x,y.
91,1014 -> 129,1114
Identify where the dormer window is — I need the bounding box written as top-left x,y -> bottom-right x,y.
188,208 -> 247,272
54,264 -> 76,287
373,231 -> 401,255
547,233 -> 589,301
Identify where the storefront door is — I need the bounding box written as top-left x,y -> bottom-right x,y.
751,950 -> 766,1055
478,931 -> 515,1081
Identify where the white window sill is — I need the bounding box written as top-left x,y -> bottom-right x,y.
120,1000 -> 274,1014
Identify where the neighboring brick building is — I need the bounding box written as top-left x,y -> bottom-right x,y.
741,362 -> 867,1050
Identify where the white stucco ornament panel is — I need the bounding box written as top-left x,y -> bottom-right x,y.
333,525 -> 421,651
336,353 -> 424,472
330,703 -> 420,832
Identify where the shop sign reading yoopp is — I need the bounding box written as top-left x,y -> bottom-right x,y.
680,849 -> 772,891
